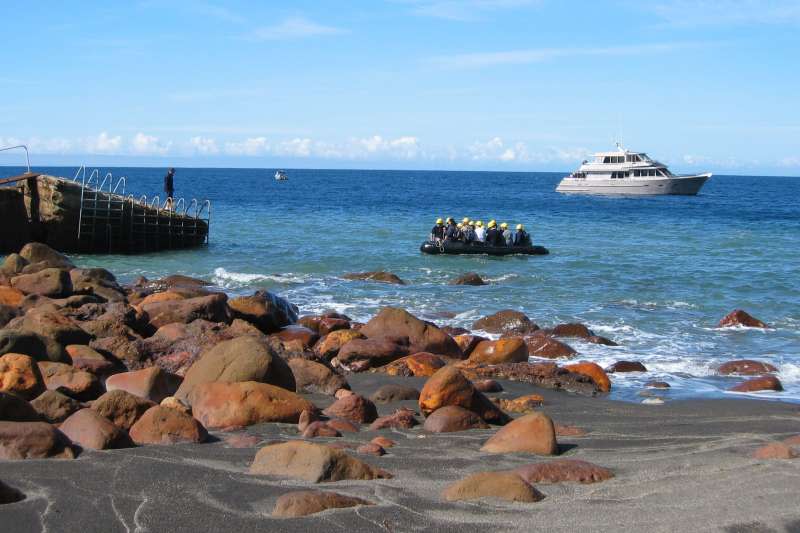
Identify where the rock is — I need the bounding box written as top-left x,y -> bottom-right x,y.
371,436 -> 395,448
442,471 -> 544,503
357,442 -> 385,456
473,379 -> 502,393
323,394 -> 378,424
550,323 -> 594,338
64,345 -> 116,376
462,361 -> 602,396
315,329 -> 365,360
288,358 -> 348,395
441,325 -> 469,336
0,479 -> 25,504
191,381 -> 314,428
90,335 -> 146,367
0,330 -> 67,362
69,268 -> 126,302
225,434 -> 260,448
128,405 -> 208,445
17,308 -> 92,346
10,268 -> 72,297
298,409 -> 318,432
30,390 -> 80,423
370,384 -> 420,403
175,336 -> 296,404
150,274 -> 210,290
18,243 -> 75,270
587,335 -> 618,346
730,376 -> 783,393
343,271 -> 405,285
377,352 -> 447,377
335,389 -> 354,400
250,441 -> 391,482
481,412 -> 558,455
359,307 -> 462,358
752,442 -> 797,459
302,421 -> 342,438
369,408 -> 419,430
718,309 -> 768,328
1,391 -> 40,421
37,362 -> 101,401
472,310 -> 535,334
141,319 -> 244,374
78,302 -> 149,339
783,435 -> 800,446
718,360 -> 778,376
469,338 -> 529,365
645,381 -> 670,389
160,396 -> 190,414
423,405 -> 489,433
0,305 -> 19,328
142,293 -> 232,330
0,421 -> 75,459
91,390 -> 156,430
105,367 -> 177,403
318,318 -> 349,336
58,408 -> 132,450
449,273 -> 487,286
493,394 -> 545,413
523,334 -> 577,359
327,418 -> 360,433
555,424 -> 587,437
273,326 -> 319,350
642,397 -> 664,405
0,286 -> 25,307
606,361 -> 648,373
272,490 -> 372,518
418,366 -> 509,424
336,338 -> 409,371
1,253 -> 29,276
453,334 -> 485,358
228,290 -> 298,334
0,353 -> 45,399
515,459 -> 613,484
564,362 -> 611,392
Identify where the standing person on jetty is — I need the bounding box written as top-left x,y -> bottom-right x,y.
164,168 -> 175,209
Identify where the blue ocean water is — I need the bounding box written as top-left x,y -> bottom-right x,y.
5,166 -> 800,402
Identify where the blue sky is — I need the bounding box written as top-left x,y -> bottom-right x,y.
1,0 -> 799,174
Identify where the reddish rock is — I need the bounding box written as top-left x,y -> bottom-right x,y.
315,329 -> 365,360
58,408 -> 132,450
336,338 -> 409,371
142,293 -> 232,330
16,308 -> 92,346
423,405 -> 488,433
0,353 -> 45,399
369,408 -> 419,430
326,418 -> 360,433
418,366 -> 509,425
555,424 -> 587,437
453,334 -> 485,358
493,394 -> 545,413
91,390 -> 156,430
1,391 -> 41,422
481,412 -> 558,455
371,436 -> 395,448
18,243 -> 75,270
0,421 -> 76,459
564,362 -> 611,392
302,421 -> 342,438
378,352 -> 447,377
89,335 -> 146,367
606,361 -> 648,373
370,384 -> 419,403
515,459 -> 613,484
523,333 -> 577,359
191,381 -> 314,428
10,268 -> 72,298
442,471 -> 544,503
249,441 -> 392,482
0,330 -> 68,363
449,272 -> 487,286
718,360 -> 778,376
783,435 -> 800,446
64,345 -> 116,375
272,490 -> 372,517
469,338 -> 529,365
37,362 -> 101,401
550,323 -> 593,338
441,325 -> 470,336
288,358 -> 348,396
359,307 -> 462,357
0,286 -> 25,307
228,290 -> 299,334
318,318 -> 350,336
357,442 -> 385,456
335,389 -> 355,400
343,271 -> 405,285
137,291 -> 185,308
730,376 -> 783,393
69,268 -> 125,302
129,405 -> 208,445
150,274 -> 210,290
461,361 -> 602,396
752,442 -> 797,459
273,325 -> 319,350
323,394 -> 378,424
644,381 -> 671,389
473,379 -> 502,393
472,310 -> 534,334
297,409 -> 319,432
30,390 -> 80,424
718,309 -> 768,328
105,367 -> 177,403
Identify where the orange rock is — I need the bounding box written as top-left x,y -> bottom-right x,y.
419,366 -> 510,424
453,334 -> 486,358
138,291 -> 185,308
752,442 -> 797,459
315,329 -> 365,360
494,394 -> 545,413
468,338 -> 529,365
442,471 -> 544,502
0,286 -> 25,307
0,353 -> 45,399
564,362 -> 611,392
371,436 -> 395,448
405,352 -> 447,377
191,381 -> 314,428
480,412 -> 558,455
730,375 -> 783,393
718,309 -> 768,328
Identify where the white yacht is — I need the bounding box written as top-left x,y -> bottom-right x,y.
556,144 -> 710,195
274,170 -> 288,181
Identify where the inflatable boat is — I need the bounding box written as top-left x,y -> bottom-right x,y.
420,240 -> 549,256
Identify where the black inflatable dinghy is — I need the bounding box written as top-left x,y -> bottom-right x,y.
420,240 -> 549,256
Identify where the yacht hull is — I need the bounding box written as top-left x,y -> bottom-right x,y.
556,174 -> 710,196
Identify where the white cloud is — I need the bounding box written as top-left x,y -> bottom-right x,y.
85,132 -> 122,154
779,156 -> 800,167
646,0 -> 800,27
247,17 -> 345,41
223,137 -> 270,156
131,132 -> 171,155
189,136 -> 219,155
404,0 -> 538,21
468,137 -> 588,164
275,138 -> 313,157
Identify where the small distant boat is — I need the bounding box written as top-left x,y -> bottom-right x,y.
420,240 -> 549,256
274,170 -> 288,181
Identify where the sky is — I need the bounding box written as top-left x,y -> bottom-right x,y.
1,0 -> 799,175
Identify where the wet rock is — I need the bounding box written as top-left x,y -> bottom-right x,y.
469,338 -> 529,365
0,421 -> 76,459
357,442 -> 385,456
128,405 -> 208,445
515,459 -> 613,484
302,421 -> 342,438
314,329 -> 365,360
30,390 -> 80,424
273,325 -> 319,350
377,352 -> 447,377
549,323 -> 593,338
473,379 -> 502,393
359,307 -> 462,358
58,408 -> 133,450
287,358 -> 348,396
191,381 -> 314,428
175,335 -> 296,404
729,375 -> 783,393
0,353 -> 45,399
718,309 -> 768,328
1,391 -> 40,421
323,394 -> 378,424
453,334 -> 485,358
645,381 -> 671,389
442,471 -> 544,503
249,441 -> 392,482
472,310 -> 535,334
718,360 -> 778,376
297,409 -> 318,432
10,268 -> 72,297
91,390 -> 157,430
370,384 -> 420,403
606,361 -> 648,373
272,490 -> 372,518
481,412 -> 558,455
369,408 -> 418,430
418,366 -> 509,425
64,345 -> 117,376
318,318 -> 350,336
38,362 -> 101,401
423,405 -> 489,433
371,436 -> 395,448
752,442 -> 797,459
336,338 -> 409,371
105,367 -> 178,403
18,243 -> 75,270
326,418 -> 360,433
586,335 -> 618,346
493,394 -> 544,413
150,274 -> 210,291
522,333 -> 577,359
449,273 -> 487,286
0,479 -> 25,504
564,362 -> 611,392
343,271 -> 405,285
228,290 -> 299,334
441,325 -> 470,336
142,293 -> 232,330
463,362 -> 601,396
0,286 -> 25,307
16,308 -> 92,346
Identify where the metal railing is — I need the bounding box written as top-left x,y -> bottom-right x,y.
0,145 -> 31,173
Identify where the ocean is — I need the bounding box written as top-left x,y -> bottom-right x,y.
6,166 -> 800,403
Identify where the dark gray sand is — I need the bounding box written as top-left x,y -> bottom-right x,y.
2,374 -> 799,532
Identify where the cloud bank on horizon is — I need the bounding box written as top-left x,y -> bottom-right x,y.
1,0 -> 798,175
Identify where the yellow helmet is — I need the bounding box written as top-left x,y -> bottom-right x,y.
476,220 -> 483,227
500,222 -> 508,229
516,224 -> 524,230
488,220 -> 497,228
462,217 -> 470,224
436,218 -> 443,225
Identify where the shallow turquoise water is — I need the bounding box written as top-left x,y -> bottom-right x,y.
6,166 -> 800,402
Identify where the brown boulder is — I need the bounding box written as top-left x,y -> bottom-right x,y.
228,290 -> 298,334
493,394 -> 545,413
343,271 -> 405,285
0,286 -> 25,307
191,381 -> 314,428
0,479 -> 25,504
315,329 -> 364,360
128,405 -> 208,445
17,308 -> 92,346
318,318 -> 350,336
368,408 -> 419,430
69,268 -> 126,302
58,408 -> 132,450
91,390 -> 157,430
359,307 -> 462,358
288,358 -> 348,395
89,335 -> 146,367
273,325 -> 319,350
418,366 -> 509,425
150,274 -> 210,290
550,323 -> 593,338
718,360 -> 778,376
142,293 -> 232,329
18,243 -> 75,270
1,391 -> 40,422
105,367 -> 177,403
336,338 -> 409,371
523,333 -> 577,359
272,490 -> 372,517
1,253 -> 28,276
472,310 -> 534,334
10,268 -> 72,297
0,421 -> 76,459
481,412 -> 558,455
423,405 -> 489,433
30,390 -> 80,423
449,272 -> 487,286
564,362 -> 611,392
302,421 -> 342,438
370,384 -> 419,403
357,442 -> 385,456
606,361 -> 647,373
371,436 -> 395,448
326,418 -> 360,433
378,352 -> 447,377
469,338 -> 528,365
323,394 -> 378,424
587,335 -> 618,346
0,353 -> 45,399
729,376 -> 783,393
175,336 -> 296,404
442,471 -> 544,503
453,334 -> 485,358
515,459 -> 613,484
65,345 -> 117,375
718,309 -> 768,328
473,379 -> 502,393
0,330 -> 67,363
38,362 -> 101,401
250,441 -> 391,482
752,442 -> 797,459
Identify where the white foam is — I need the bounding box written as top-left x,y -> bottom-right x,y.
212,267 -> 309,286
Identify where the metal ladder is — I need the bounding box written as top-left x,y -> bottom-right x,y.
75,167 -> 127,252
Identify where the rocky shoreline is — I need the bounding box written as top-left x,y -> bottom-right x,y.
1,243 -> 798,531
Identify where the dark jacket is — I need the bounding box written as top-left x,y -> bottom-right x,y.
445,224 -> 460,241
513,230 -> 531,247
431,225 -> 445,240
485,228 -> 504,246
164,171 -> 174,195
